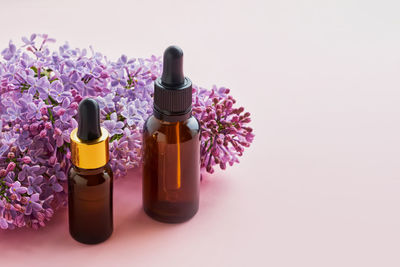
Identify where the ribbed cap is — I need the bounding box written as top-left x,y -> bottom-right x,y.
153,46 -> 192,122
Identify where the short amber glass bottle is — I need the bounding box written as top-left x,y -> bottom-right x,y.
68,98 -> 113,244
68,164 -> 113,244
142,45 -> 200,223
142,115 -> 200,223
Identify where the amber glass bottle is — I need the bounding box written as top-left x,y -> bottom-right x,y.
143,116 -> 200,223
68,164 -> 113,244
142,46 -> 200,223
68,98 -> 113,244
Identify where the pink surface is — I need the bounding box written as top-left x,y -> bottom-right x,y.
1,0 -> 400,266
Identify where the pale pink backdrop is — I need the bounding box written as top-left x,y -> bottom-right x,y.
1,0 -> 400,266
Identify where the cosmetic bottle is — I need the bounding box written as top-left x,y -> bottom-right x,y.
68,98 -> 113,244
142,46 -> 200,223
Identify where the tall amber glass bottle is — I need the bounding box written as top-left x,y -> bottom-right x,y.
142,46 -> 200,223
68,98 -> 113,244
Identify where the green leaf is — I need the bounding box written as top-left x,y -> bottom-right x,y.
110,133 -> 123,142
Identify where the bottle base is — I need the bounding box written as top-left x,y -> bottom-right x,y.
143,203 -> 198,224
69,229 -> 113,245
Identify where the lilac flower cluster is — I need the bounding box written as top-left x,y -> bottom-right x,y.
0,34 -> 253,230
193,86 -> 254,173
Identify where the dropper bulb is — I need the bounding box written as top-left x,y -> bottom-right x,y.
77,98 -> 102,141
161,45 -> 185,86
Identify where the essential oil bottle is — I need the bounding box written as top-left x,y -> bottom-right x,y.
68,98 -> 113,244
142,46 -> 200,223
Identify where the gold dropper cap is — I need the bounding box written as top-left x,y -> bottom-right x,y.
70,127 -> 109,169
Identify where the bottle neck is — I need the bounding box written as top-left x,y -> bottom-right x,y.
72,164 -> 109,175
153,106 -> 192,122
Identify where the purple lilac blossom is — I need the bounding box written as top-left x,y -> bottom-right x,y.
102,113 -> 124,136
192,85 -> 254,173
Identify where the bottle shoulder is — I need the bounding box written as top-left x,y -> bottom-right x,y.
144,115 -> 200,134
143,115 -> 200,143
69,163 -> 113,185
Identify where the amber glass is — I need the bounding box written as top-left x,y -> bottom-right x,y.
68,163 -> 113,244
142,115 -> 200,223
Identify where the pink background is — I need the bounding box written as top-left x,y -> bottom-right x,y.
1,0 -> 400,266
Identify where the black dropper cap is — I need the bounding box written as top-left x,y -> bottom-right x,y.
154,45 -> 192,122
77,98 -> 102,141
